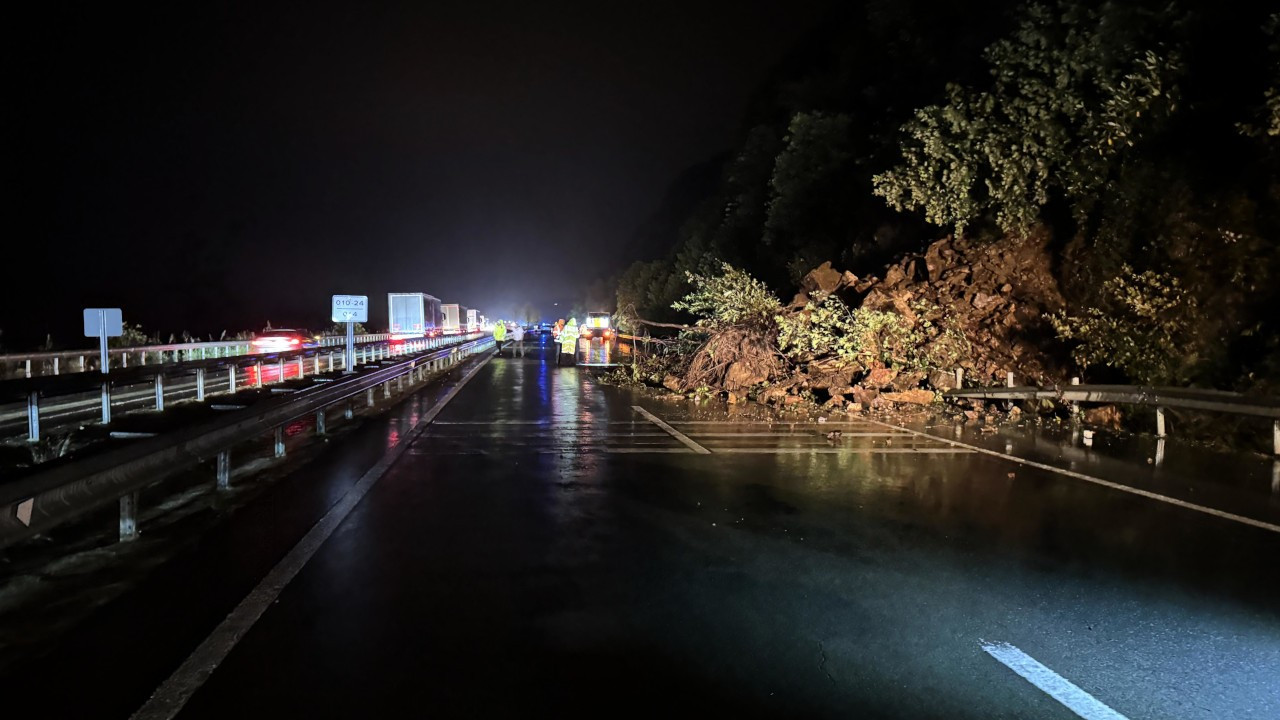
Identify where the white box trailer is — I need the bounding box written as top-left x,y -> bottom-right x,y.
441,303 -> 463,335
388,293 -> 444,338
465,308 -> 479,332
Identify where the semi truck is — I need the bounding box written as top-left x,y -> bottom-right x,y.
441,303 -> 464,335
388,293 -> 443,339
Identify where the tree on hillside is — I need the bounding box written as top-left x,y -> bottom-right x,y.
873,1 -> 1185,235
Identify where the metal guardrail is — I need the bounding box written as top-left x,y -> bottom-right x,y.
0,334 -> 393,380
4,334 -> 481,443
945,383 -> 1280,454
0,336 -> 494,549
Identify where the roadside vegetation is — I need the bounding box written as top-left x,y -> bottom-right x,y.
610,1 -> 1280,414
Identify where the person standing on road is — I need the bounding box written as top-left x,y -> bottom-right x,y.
493,320 -> 507,356
511,323 -> 526,357
557,318 -> 579,366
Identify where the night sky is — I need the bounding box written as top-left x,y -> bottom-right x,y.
10,0 -> 834,348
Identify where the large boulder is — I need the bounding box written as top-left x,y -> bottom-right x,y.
864,366 -> 899,389
800,261 -> 843,296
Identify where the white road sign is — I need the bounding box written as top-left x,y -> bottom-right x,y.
331,295 -> 369,323
84,308 -> 123,337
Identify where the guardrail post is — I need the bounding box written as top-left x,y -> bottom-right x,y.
27,391 -> 40,442
314,355 -> 320,375
1155,407 -> 1167,438
119,492 -> 139,542
53,357 -> 59,375
155,373 -> 165,411
274,426 -> 285,458
328,352 -> 334,372
316,408 -> 327,436
1273,420 -> 1279,456
196,368 -> 206,402
101,380 -> 112,425
954,368 -> 963,388
217,450 -> 230,490
255,362 -> 263,388
140,351 -> 147,366
345,401 -> 354,420
276,358 -> 284,383
80,355 -> 86,372
366,388 -> 375,407
122,352 -> 129,368
1006,371 -> 1015,387
229,366 -> 237,393
24,359 -> 31,379
297,356 -> 305,378
1155,438 -> 1166,468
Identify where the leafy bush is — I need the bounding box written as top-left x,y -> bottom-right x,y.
108,322 -> 152,349
777,294 -> 969,372
1050,265 -> 1200,384
672,263 -> 782,329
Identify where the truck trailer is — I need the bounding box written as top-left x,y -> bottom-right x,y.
388,293 -> 444,339
441,303 -> 463,335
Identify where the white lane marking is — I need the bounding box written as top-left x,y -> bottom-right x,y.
131,353 -> 494,720
632,406 -> 711,454
712,448 -> 973,454
981,641 -> 1129,720
864,417 -> 1280,535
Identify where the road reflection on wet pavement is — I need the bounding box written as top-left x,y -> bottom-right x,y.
6,350 -> 1276,719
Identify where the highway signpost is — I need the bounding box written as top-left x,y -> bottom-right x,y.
84,308 -> 123,423
331,295 -> 368,373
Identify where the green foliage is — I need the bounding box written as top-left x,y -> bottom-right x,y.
671,263 -> 782,329
765,112 -> 857,282
1050,265 -> 1200,384
873,2 -> 1183,234
108,322 -> 152,349
325,321 -> 367,335
776,294 -> 969,372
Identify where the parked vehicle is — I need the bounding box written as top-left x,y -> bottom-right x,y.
442,304 -> 463,335
578,312 -> 614,342
388,293 -> 444,341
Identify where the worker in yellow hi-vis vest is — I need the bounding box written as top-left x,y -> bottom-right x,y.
557,318 -> 579,366
493,320 -> 507,355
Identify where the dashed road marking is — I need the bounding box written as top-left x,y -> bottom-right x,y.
633,406 -> 711,454
981,641 -> 1129,720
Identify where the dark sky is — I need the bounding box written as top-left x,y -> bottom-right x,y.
9,0 -> 834,348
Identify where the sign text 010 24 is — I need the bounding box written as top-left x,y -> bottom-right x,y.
331,295 -> 369,323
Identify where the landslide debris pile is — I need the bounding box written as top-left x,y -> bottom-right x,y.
647,232 -> 1068,410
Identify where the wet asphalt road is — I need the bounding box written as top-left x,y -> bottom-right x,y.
5,347 -> 1279,719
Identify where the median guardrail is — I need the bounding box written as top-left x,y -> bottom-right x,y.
0,336 -> 494,549
3,334 -> 481,443
0,333 -> 394,380
944,383 -> 1280,455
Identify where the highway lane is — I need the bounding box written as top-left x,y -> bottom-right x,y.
3,352 -> 1277,718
